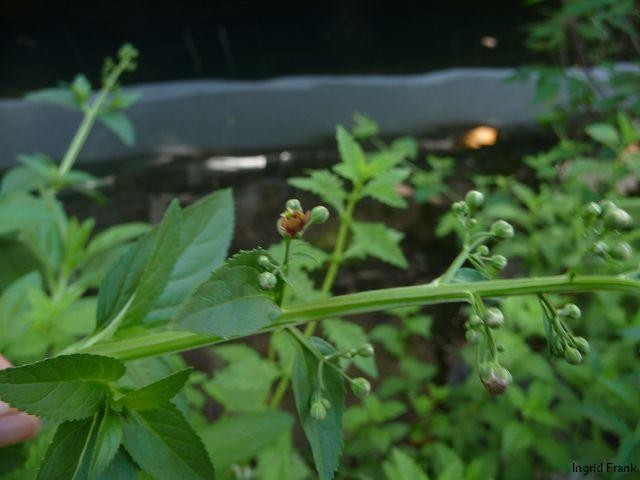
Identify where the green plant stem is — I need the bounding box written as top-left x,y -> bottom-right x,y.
318,187 -> 361,296
57,57 -> 133,176
82,274 -> 640,361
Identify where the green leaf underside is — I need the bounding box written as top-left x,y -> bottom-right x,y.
121,368 -> 192,411
292,337 -> 345,480
146,189 -> 234,324
122,402 -> 215,480
201,410 -> 294,470
450,268 -> 490,284
96,201 -> 181,331
0,354 -> 124,421
174,249 -> 280,338
96,449 -> 138,480
98,111 -> 136,146
36,415 -> 98,480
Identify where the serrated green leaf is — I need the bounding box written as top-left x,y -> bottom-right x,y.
84,223 -> 150,262
292,337 -> 345,480
501,421 -> 533,458
96,201 -> 181,331
288,170 -> 346,213
352,112 -> 379,139
361,168 -> 410,208
335,125 -> 367,183
383,448 -> 430,480
146,189 -> 234,324
36,415 -> 99,480
349,222 -> 407,268
98,111 -> 136,146
0,193 -> 60,236
200,410 -> 293,470
25,87 -> 80,109
0,354 -> 124,421
174,249 -> 280,337
323,319 -> 377,377
121,368 -> 192,411
89,408 -> 123,479
585,123 -> 620,150
122,402 -> 215,480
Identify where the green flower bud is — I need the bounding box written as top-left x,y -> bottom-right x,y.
560,303 -> 581,319
478,362 -> 512,395
583,202 -> 602,219
573,336 -> 590,355
286,199 -> 303,211
489,255 -> 508,270
465,329 -> 482,345
258,271 -> 277,290
604,208 -> 632,230
310,400 -> 327,421
357,343 -> 375,357
491,220 -> 514,238
564,347 -> 583,365
452,201 -> 468,215
476,245 -> 490,256
321,398 -> 332,410
258,255 -> 275,270
600,199 -> 617,213
610,241 -> 632,260
309,206 -> 330,225
468,314 -> 483,328
484,307 -> 504,328
351,378 -> 371,398
593,241 -> 609,256
465,190 -> 485,209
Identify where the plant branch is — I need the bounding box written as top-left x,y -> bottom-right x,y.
82,274 -> 640,361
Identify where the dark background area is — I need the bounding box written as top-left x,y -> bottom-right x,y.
1,0 -> 547,96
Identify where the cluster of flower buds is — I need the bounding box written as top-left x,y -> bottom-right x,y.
452,190 -> 514,275
310,343 -> 375,421
546,302 -> 590,365
277,199 -> 329,239
257,254 -> 279,290
465,296 -> 512,394
583,200 -> 633,261
310,390 -> 332,421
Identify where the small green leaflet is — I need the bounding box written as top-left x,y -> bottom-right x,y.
0,354 -> 125,421
349,222 -> 408,268
146,189 -> 234,324
585,123 -> 620,150
292,337 -> 345,480
98,111 -> 136,146
96,200 -> 181,331
449,268 -> 489,284
174,249 -> 280,338
122,402 -> 215,480
361,168 -> 411,208
120,368 -> 192,411
89,408 -> 123,479
335,125 -> 368,183
288,170 -> 346,214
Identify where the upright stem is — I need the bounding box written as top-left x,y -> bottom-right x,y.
307,185 -> 361,336
58,56 -> 134,176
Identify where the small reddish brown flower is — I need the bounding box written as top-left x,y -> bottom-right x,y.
277,209 -> 311,238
